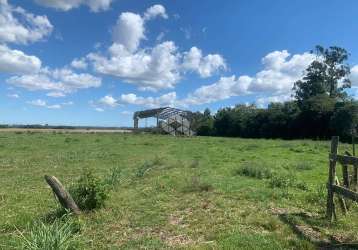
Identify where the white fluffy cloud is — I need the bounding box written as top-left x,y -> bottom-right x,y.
248,50 -> 315,93
0,44 -> 41,74
112,12 -> 145,52
88,41 -> 180,91
182,76 -> 252,106
96,92 -> 177,109
71,58 -> 88,70
182,50 -> 315,105
182,47 -> 226,78
120,92 -> 177,108
88,5 -> 225,91
7,68 -> 101,96
99,95 -> 118,107
0,0 -> 53,44
112,5 -> 167,52
143,4 -> 168,20
34,0 -> 115,12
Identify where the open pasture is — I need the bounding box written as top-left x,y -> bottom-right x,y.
1,132 -> 358,249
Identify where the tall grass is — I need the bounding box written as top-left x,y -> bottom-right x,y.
18,218 -> 79,250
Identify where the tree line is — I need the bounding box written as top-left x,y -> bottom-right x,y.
190,46 -> 358,141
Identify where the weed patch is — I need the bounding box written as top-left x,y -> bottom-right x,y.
236,162 -> 273,179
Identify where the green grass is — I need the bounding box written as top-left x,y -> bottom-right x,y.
0,132 -> 358,249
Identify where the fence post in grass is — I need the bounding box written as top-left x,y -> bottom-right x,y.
44,175 -> 81,215
353,135 -> 358,188
327,136 -> 338,221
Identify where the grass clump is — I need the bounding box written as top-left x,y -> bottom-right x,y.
183,175 -> 213,193
18,217 -> 80,250
135,156 -> 164,177
294,161 -> 314,171
236,162 -> 273,179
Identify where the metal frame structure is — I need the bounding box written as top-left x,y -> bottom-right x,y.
133,107 -> 193,136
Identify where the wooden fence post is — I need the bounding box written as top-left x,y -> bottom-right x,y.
44,175 -> 81,215
327,136 -> 339,221
353,136 -> 358,188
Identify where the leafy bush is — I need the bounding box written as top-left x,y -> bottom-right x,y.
69,170 -> 108,211
68,167 -> 121,211
18,217 -> 79,250
236,162 -> 273,179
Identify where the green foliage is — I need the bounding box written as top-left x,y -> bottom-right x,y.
69,170 -> 109,211
294,45 -> 351,102
18,217 -> 80,250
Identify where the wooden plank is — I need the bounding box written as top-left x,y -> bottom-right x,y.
332,185 -> 358,202
330,154 -> 358,166
342,165 -> 350,188
335,177 -> 348,214
44,175 -> 81,215
327,136 -> 339,221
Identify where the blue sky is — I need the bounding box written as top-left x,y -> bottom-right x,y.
1,0 -> 358,127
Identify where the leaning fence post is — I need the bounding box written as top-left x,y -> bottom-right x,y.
327,136 -> 339,221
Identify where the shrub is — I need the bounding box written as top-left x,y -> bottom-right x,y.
69,170 -> 108,211
269,174 -> 296,189
18,217 -> 79,250
236,162 -> 272,179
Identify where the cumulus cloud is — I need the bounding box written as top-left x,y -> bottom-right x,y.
88,4 -> 225,91
7,68 -> 101,96
248,50 -> 315,93
34,0 -> 115,12
88,41 -> 180,91
112,5 -> 167,52
0,44 -> 42,74
99,95 -> 118,107
71,58 -> 88,70
120,92 -> 177,108
143,4 -> 168,20
182,50 -> 315,105
0,0 -> 53,44
182,76 -> 252,106
112,12 -> 145,52
182,47 -> 226,78
95,92 -> 177,109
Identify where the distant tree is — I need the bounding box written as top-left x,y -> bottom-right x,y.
293,45 -> 351,105
330,100 -> 358,140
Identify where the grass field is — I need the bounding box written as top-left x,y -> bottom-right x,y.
1,132 -> 358,249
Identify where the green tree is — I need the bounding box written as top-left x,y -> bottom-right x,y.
293,46 -> 351,105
